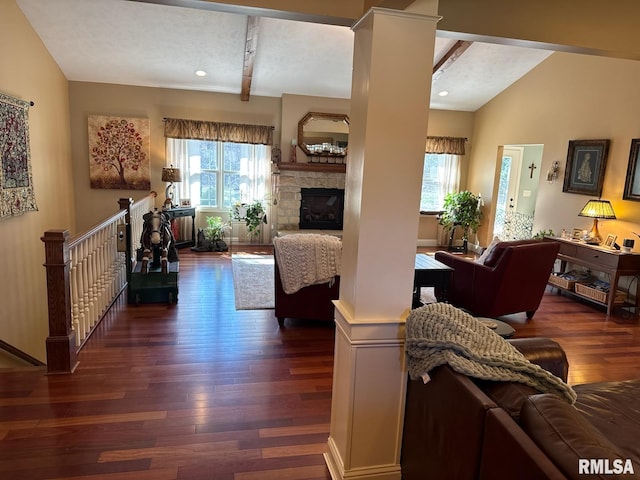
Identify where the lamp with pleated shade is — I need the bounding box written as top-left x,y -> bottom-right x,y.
578,199 -> 616,244
161,166 -> 181,208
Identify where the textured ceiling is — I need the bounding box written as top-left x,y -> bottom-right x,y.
17,0 -> 553,111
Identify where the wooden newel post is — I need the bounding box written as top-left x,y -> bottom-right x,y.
118,197 -> 133,221
41,229 -> 78,374
119,197 -> 134,278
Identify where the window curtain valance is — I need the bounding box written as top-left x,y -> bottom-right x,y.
426,136 -> 467,155
164,117 -> 274,145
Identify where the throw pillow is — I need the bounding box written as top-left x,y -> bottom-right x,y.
475,236 -> 501,264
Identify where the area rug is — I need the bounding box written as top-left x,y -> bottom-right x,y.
231,254 -> 275,310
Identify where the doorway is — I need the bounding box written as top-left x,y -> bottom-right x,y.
491,145 -> 543,240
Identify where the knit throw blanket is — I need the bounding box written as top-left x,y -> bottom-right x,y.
273,233 -> 342,294
406,303 -> 577,404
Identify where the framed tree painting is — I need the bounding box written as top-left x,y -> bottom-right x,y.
88,115 -> 150,190
562,139 -> 610,196
623,138 -> 640,201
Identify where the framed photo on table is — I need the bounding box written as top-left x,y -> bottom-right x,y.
180,198 -> 191,207
562,139 -> 610,196
623,139 -> 640,201
604,233 -> 617,248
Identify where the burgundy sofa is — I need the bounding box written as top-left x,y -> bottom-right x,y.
435,239 -> 560,319
401,337 -> 640,480
273,259 -> 339,326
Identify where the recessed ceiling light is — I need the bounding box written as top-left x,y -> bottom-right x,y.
195,70 -> 207,77
438,90 -> 449,97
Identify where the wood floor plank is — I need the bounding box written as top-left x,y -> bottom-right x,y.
1,248 -> 640,479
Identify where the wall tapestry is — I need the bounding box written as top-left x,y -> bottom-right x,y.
88,115 -> 150,190
0,93 -> 38,220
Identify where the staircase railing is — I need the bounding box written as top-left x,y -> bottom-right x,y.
42,192 -> 157,374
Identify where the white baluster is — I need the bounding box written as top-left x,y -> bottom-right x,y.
79,241 -> 89,343
70,246 -> 81,346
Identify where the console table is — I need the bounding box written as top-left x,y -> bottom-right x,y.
163,207 -> 196,249
544,237 -> 640,315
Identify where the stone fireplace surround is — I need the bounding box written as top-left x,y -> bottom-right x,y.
275,167 -> 345,234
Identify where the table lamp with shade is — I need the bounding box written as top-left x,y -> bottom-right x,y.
161,166 -> 181,209
578,199 -> 616,244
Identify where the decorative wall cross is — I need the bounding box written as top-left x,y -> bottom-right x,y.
528,162 -> 537,178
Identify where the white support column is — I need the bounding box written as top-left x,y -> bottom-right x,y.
324,7 -> 439,480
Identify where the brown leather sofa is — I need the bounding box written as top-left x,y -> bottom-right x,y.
274,259 -> 339,326
434,239 -> 560,319
401,337 -> 640,480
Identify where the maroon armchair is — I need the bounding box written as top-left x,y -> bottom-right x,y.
434,239 -> 560,319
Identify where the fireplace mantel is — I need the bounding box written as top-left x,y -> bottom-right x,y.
275,162 -> 346,173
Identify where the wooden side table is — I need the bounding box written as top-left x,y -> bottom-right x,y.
413,254 -> 454,308
163,207 -> 196,249
544,236 -> 640,315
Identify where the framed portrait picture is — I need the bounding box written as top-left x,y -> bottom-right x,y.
572,228 -> 584,241
180,198 -> 191,207
623,139 -> 640,201
604,233 -> 617,248
562,139 -> 610,196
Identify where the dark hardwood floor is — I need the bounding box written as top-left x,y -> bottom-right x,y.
1,247 -> 640,479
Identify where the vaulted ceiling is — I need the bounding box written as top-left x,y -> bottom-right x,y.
17,0 -> 554,112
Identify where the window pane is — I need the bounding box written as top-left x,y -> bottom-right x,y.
168,138 -> 268,210
420,154 -> 441,211
420,153 -> 460,211
223,173 -> 241,208
200,171 -> 217,207
200,141 -> 218,170
223,143 -> 246,172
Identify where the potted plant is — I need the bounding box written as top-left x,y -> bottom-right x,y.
203,215 -> 229,251
232,200 -> 267,241
438,191 -> 483,253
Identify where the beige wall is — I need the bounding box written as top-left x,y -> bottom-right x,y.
0,1 -> 74,361
69,82 -> 282,231
469,51 -> 640,247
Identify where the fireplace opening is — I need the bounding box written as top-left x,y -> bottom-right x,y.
299,188 -> 345,230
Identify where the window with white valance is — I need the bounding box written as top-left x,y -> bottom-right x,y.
164,118 -> 274,211
420,136 -> 466,212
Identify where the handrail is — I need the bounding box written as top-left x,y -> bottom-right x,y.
68,210 -> 127,248
42,192 -> 157,374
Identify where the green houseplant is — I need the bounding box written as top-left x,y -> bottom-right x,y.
232,200 -> 267,240
203,215 -> 229,251
438,191 -> 483,253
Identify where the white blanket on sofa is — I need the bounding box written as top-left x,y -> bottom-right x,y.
405,303 -> 577,404
273,233 -> 341,294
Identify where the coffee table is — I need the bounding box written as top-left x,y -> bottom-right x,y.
413,254 -> 454,307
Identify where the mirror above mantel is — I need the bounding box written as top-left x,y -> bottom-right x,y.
297,112 -> 349,157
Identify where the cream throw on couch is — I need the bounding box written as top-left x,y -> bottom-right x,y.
406,303 -> 577,404
273,233 -> 341,294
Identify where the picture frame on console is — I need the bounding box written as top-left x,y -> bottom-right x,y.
623,138 -> 640,201
604,233 -> 617,248
571,228 -> 584,241
562,139 -> 610,196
